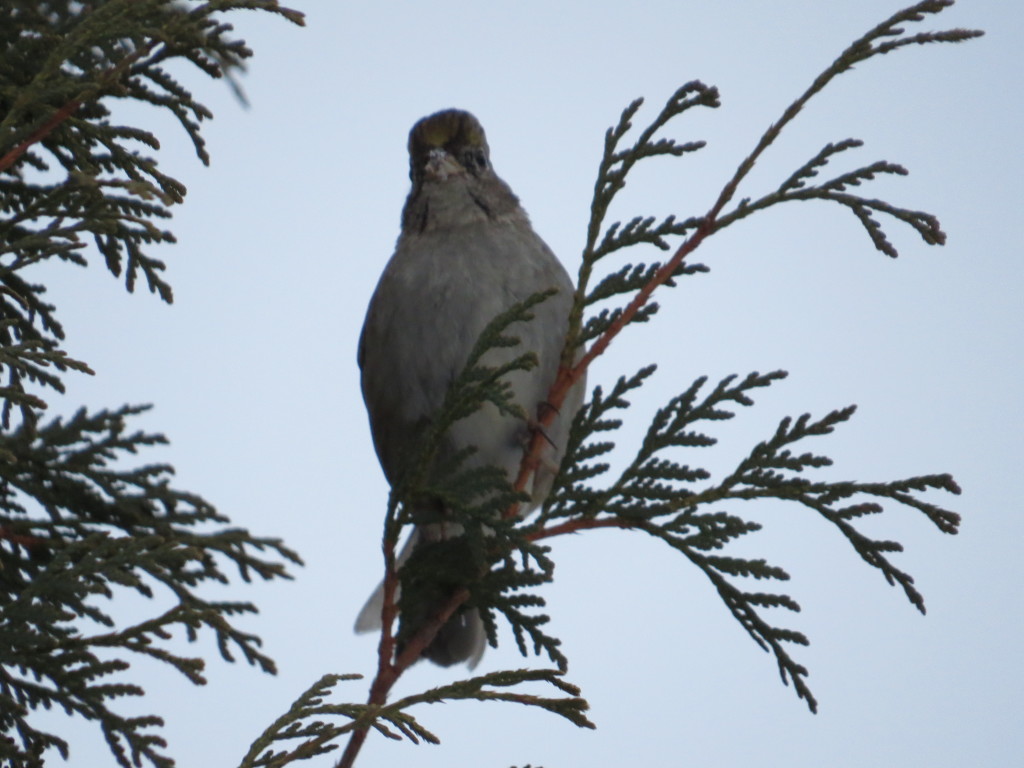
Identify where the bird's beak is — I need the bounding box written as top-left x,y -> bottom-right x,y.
424,148 -> 465,181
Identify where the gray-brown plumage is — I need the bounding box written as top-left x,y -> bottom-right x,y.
355,109 -> 584,667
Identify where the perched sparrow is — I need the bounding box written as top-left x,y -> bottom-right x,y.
355,109 -> 584,667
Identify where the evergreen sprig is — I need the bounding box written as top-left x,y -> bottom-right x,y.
239,669 -> 590,768
391,668 -> 592,730
720,137 -> 945,258
0,405 -> 302,767
0,0 -> 304,427
569,81 -> 717,351
705,0 -> 981,257
478,536 -> 563,669
1,3 -> 305,767
239,674 -> 366,768
532,369 -> 960,713
572,1 -> 983,365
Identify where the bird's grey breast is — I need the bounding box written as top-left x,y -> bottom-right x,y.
360,217 -> 573,485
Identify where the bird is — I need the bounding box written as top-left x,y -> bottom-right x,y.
355,108 -> 584,667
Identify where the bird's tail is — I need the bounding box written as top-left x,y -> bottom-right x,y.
354,525 -> 487,668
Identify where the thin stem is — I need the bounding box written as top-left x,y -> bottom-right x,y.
335,588 -> 468,768
0,37 -> 153,174
529,516 -> 638,540
0,99 -> 83,174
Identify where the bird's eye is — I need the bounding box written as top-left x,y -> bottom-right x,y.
463,147 -> 487,173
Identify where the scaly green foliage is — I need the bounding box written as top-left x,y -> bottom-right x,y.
537,367 -> 960,712
0,3 -> 304,767
239,669 -> 590,768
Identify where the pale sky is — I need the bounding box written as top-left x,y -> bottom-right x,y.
35,1 -> 1022,767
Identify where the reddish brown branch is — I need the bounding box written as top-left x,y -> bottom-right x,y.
375,541 -> 399,674
335,586 -> 467,768
0,525 -> 48,551
509,214 -> 719,512
0,99 -> 83,174
528,516 -> 640,540
0,37 -> 156,175
573,218 -> 714,379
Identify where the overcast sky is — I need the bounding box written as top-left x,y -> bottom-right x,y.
35,1 -> 1022,767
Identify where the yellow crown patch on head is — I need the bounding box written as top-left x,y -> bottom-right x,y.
411,109 -> 486,151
